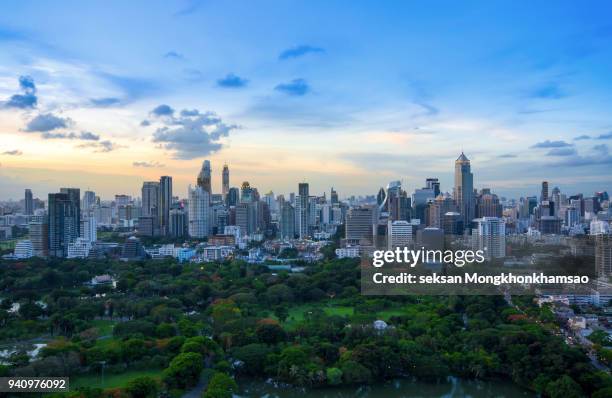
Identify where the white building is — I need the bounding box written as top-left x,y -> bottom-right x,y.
67,238 -> 92,259
590,219 -> 610,235
188,185 -> 210,238
80,216 -> 97,243
14,240 -> 34,259
473,217 -> 506,259
335,246 -> 360,259
387,220 -> 412,249
224,225 -> 242,246
202,245 -> 234,261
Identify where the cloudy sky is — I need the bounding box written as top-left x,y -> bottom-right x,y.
1,1 -> 612,201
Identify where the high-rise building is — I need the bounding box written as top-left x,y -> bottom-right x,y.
60,188 -> 81,234
82,190 -> 96,211
226,187 -> 239,207
472,217 -> 505,259
141,182 -> 160,217
80,216 -> 97,243
241,181 -> 254,203
236,202 -> 256,236
427,194 -> 457,228
188,185 -> 210,238
169,208 -> 189,238
453,152 -> 474,230
29,222 -> 48,257
197,160 -> 212,194
14,240 -> 34,259
330,187 -> 339,205
345,206 -> 375,245
541,181 -> 549,202
476,189 -> 503,218
48,192 -> 79,257
158,176 -> 172,235
222,164 -> 230,198
425,178 -> 441,197
595,235 -> 612,277
24,189 -> 33,215
387,220 -> 412,249
297,183 -> 309,239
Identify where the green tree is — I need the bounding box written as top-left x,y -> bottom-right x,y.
163,352 -> 204,389
125,376 -> 159,398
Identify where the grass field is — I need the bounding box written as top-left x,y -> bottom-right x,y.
281,302 -> 413,328
71,369 -> 163,389
91,319 -> 117,337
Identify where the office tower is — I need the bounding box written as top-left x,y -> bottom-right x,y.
590,220 -> 610,235
24,189 -> 33,215
80,216 -> 97,243
60,188 -> 81,234
412,187 -> 435,223
236,202 -> 256,236
48,192 -> 79,257
82,190 -> 96,211
241,181 -> 254,203
387,220 -> 412,249
442,212 -> 464,235
141,181 -> 160,217
472,217 -> 506,259
188,185 -> 210,238
121,236 -> 146,260
169,208 -> 188,238
595,235 -> 612,277
427,194 -> 458,228
226,187 -> 239,207
29,222 -> 48,257
426,178 -> 441,198
280,202 -> 295,239
197,160 -> 212,194
565,205 -> 579,227
222,164 -> 230,198
159,176 -> 172,235
377,187 -> 386,210
539,216 -> 561,234
551,187 -> 561,215
298,183 -> 309,239
330,187 -> 339,205
476,190 -> 503,218
453,152 -> 474,230
137,216 -> 157,237
541,181 -> 549,202
345,206 -> 375,245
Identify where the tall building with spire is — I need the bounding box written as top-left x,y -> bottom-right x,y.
453,152 -> 474,230
197,160 -> 212,194
222,164 -> 230,198
297,182 -> 309,239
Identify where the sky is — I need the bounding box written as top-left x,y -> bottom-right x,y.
1,0 -> 612,201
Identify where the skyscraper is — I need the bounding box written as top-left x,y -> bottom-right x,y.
197,160 -> 212,194
60,188 -> 81,235
82,190 -> 96,211
48,192 -> 79,257
453,152 -> 474,230
472,217 -> 505,259
226,187 -> 239,207
297,182 -> 309,239
188,185 -> 210,238
541,181 -> 549,202
330,187 -> 339,205
159,176 -> 172,235
280,202 -> 296,239
425,178 -> 441,197
222,164 -> 230,198
141,182 -> 160,217
24,189 -> 33,215
345,206 -> 375,245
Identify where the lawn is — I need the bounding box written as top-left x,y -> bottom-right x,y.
91,319 -> 117,337
281,302 -> 413,328
71,369 -> 163,390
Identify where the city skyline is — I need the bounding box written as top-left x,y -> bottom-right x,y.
2,2 -> 612,199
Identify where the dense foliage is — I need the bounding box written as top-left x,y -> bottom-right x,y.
0,255 -> 610,397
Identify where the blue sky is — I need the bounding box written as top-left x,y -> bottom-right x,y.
1,1 -> 612,200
